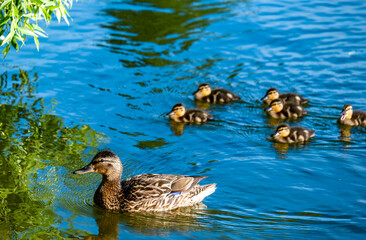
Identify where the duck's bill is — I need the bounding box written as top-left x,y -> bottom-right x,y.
271,132 -> 280,137
265,107 -> 272,112
192,90 -> 198,95
261,95 -> 268,101
73,164 -> 94,174
340,114 -> 346,121
166,110 -> 174,116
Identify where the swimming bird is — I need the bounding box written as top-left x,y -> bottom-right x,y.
73,150 -> 216,212
193,83 -> 240,103
261,88 -> 309,106
338,104 -> 366,126
265,99 -> 307,119
271,123 -> 315,143
167,103 -> 214,123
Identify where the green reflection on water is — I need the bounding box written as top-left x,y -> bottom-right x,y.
102,0 -> 245,67
0,70 -> 104,239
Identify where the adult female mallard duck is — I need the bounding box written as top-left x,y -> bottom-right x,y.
167,103 -> 214,123
338,104 -> 366,126
265,99 -> 307,119
261,88 -> 309,106
73,150 -> 216,212
193,83 -> 240,103
271,123 -> 315,143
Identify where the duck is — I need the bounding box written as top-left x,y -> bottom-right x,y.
265,99 -> 307,119
338,104 -> 366,126
271,123 -> 315,143
167,103 -> 214,123
261,88 -> 309,106
73,150 -> 217,212
193,83 -> 240,103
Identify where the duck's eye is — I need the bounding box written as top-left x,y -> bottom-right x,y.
99,159 -> 104,163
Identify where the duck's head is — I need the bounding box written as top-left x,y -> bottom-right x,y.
272,123 -> 290,138
193,83 -> 212,98
341,104 -> 353,120
261,88 -> 279,101
266,99 -> 284,113
73,150 -> 123,181
167,103 -> 186,118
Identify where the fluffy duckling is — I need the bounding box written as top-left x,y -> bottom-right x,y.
73,150 -> 216,212
271,123 -> 315,143
261,88 -> 309,106
193,83 -> 240,103
266,99 -> 307,119
338,104 -> 366,126
167,103 -> 214,123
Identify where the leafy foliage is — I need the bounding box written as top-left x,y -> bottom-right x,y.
0,0 -> 75,59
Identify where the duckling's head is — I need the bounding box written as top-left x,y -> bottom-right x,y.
73,150 -> 123,181
272,123 -> 290,138
266,99 -> 284,113
261,88 -> 280,101
341,104 -> 353,120
193,83 -> 212,99
167,103 -> 186,118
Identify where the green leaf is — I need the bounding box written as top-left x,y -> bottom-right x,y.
0,16 -> 10,27
11,38 -> 19,51
34,36 -> 39,51
18,27 -> 37,37
2,44 -> 10,59
34,31 -> 47,38
1,30 -> 15,46
0,0 -> 11,11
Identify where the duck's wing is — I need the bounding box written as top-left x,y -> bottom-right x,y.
121,174 -> 208,201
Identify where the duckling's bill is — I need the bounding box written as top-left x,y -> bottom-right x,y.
340,110 -> 347,121
73,164 -> 94,174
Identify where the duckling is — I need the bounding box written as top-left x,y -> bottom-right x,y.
193,83 -> 240,103
73,150 -> 216,212
271,123 -> 315,143
261,88 -> 309,106
167,103 -> 214,123
266,99 -> 307,119
338,104 -> 366,126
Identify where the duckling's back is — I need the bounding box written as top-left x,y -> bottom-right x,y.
288,127 -> 315,142
202,89 -> 240,103
182,109 -> 214,122
280,93 -> 309,105
351,110 -> 366,126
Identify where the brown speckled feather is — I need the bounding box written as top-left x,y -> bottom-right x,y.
120,174 -> 215,211
74,150 -> 216,212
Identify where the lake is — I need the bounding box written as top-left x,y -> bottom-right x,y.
1,0 -> 366,239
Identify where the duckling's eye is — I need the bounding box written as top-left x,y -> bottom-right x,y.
99,159 -> 105,163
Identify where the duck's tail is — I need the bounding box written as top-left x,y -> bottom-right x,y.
191,183 -> 216,204
233,95 -> 241,100
301,98 -> 310,104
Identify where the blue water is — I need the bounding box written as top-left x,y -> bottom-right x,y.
1,0 -> 366,239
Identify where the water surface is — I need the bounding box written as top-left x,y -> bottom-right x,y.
1,0 -> 366,239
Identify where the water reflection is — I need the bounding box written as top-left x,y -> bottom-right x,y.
0,70 -> 103,238
338,125 -> 352,141
81,204 -> 209,239
101,0 -> 245,67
